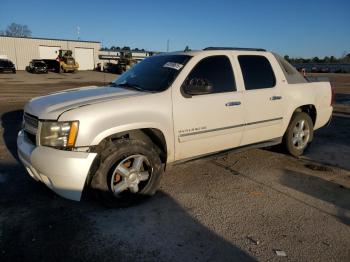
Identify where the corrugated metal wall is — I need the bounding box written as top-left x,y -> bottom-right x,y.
0,36 -> 101,70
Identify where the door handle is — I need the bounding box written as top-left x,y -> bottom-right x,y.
270,96 -> 282,101
225,101 -> 241,106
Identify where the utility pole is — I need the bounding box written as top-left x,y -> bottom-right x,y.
77,26 -> 80,40
166,39 -> 170,52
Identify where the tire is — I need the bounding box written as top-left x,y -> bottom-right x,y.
283,112 -> 314,157
90,139 -> 164,207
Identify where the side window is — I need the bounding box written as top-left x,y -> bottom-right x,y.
238,55 -> 276,90
183,55 -> 236,96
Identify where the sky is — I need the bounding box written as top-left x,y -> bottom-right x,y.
1,0 -> 349,58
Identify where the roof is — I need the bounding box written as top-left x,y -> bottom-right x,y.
163,48 -> 269,57
203,47 -> 266,51
0,35 -> 100,44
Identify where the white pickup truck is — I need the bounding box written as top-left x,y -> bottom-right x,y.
17,47 -> 333,205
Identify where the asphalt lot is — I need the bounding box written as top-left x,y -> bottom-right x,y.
0,71 -> 349,261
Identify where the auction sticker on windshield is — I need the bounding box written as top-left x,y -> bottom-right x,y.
163,62 -> 183,70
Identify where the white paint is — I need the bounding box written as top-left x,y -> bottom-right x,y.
39,46 -> 60,59
75,47 -> 94,70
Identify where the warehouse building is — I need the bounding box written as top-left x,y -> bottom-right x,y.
99,50 -> 153,62
0,36 -> 101,70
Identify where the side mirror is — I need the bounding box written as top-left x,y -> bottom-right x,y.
182,78 -> 213,96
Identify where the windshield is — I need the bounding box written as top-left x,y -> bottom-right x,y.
34,62 -> 46,67
0,60 -> 13,67
112,54 -> 191,92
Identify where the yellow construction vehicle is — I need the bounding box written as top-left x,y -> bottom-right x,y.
57,50 -> 79,73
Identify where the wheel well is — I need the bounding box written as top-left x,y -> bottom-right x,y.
294,105 -> 317,125
95,128 -> 167,163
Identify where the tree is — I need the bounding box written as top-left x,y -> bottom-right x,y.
5,23 -> 31,37
312,57 -> 320,63
184,45 -> 191,51
329,56 -> 337,63
284,55 -> 290,62
122,46 -> 130,50
344,53 -> 350,63
323,56 -> 330,63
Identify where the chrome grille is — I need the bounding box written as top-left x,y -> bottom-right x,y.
23,113 -> 39,135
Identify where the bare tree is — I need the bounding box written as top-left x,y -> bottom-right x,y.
5,23 -> 32,37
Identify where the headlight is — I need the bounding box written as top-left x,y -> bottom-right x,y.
40,121 -> 79,148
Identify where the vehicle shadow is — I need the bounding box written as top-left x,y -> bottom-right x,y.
1,109 -> 23,163
264,115 -> 350,171
0,162 -> 256,262
280,168 -> 350,226
304,115 -> 350,171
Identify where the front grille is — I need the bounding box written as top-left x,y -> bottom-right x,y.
23,113 -> 38,145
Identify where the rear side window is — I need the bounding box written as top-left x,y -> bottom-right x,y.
273,54 -> 307,84
184,55 -> 236,95
238,55 -> 276,90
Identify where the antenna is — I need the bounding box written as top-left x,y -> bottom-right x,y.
166,39 -> 170,52
77,26 -> 80,40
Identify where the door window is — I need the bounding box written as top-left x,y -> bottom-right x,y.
238,55 -> 276,90
183,55 -> 236,96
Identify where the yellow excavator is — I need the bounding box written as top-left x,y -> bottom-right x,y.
57,50 -> 79,73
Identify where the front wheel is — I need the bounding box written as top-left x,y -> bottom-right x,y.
283,112 -> 314,157
90,139 -> 164,207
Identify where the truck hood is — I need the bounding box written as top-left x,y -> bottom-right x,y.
25,85 -> 145,119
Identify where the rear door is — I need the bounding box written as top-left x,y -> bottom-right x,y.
237,54 -> 284,145
172,54 -> 244,160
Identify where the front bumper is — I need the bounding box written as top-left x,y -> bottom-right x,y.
17,130 -> 97,201
63,65 -> 78,71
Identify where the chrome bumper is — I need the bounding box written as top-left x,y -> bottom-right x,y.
17,130 -> 97,201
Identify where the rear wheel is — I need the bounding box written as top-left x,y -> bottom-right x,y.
90,139 -> 164,207
283,112 -> 313,157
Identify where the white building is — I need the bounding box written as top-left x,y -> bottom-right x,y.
98,50 -> 154,63
0,36 -> 101,70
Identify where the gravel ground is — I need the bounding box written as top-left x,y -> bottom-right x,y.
0,71 -> 349,262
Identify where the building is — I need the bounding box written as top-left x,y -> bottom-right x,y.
98,50 -> 155,62
0,36 -> 101,70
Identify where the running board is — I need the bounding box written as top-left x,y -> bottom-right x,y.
169,137 -> 282,167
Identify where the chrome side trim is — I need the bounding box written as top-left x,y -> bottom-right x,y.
179,123 -> 244,137
178,117 -> 283,138
245,117 -> 283,126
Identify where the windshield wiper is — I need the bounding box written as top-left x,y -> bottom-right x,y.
110,82 -> 146,92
